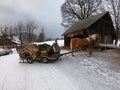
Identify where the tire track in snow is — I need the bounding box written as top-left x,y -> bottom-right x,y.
26,64 -> 80,90
1,75 -> 7,90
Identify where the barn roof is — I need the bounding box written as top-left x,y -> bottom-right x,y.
62,12 -> 110,36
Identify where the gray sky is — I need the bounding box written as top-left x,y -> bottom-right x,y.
0,0 -> 65,38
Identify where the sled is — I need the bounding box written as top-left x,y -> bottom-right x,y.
16,41 -> 80,64
16,43 -> 61,63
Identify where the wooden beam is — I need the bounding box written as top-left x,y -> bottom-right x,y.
100,18 -> 109,24
96,43 -> 120,49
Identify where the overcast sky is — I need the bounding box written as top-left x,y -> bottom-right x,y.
0,0 -> 65,38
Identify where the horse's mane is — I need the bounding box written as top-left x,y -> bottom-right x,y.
89,34 -> 99,41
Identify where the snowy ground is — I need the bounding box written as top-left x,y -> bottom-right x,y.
0,40 -> 120,90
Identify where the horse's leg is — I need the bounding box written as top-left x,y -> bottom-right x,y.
70,42 -> 74,56
79,47 -> 82,56
90,42 -> 93,55
90,47 -> 92,55
90,49 -> 92,55
71,47 -> 74,56
86,48 -> 90,57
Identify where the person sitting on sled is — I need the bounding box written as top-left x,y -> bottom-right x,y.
52,39 -> 61,54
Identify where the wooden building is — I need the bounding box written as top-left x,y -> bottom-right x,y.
0,34 -> 20,49
62,12 -> 116,47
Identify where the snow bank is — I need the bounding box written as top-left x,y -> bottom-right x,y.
0,48 -> 4,51
113,40 -> 120,46
117,40 -> 120,46
33,39 -> 64,47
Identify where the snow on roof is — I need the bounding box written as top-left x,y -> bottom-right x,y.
12,36 -> 21,44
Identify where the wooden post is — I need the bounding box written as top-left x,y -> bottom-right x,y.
105,36 -> 107,50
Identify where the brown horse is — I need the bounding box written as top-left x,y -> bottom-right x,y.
70,34 -> 99,56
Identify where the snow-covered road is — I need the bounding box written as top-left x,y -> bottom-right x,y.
0,49 -> 120,90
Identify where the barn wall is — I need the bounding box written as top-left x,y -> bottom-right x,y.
99,35 -> 113,44
64,36 -> 71,47
89,18 -> 115,44
105,36 -> 113,43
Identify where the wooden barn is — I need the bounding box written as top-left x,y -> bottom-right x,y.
0,34 -> 20,49
62,12 -> 116,47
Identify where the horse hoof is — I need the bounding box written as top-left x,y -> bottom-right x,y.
87,54 -> 90,57
72,55 -> 74,56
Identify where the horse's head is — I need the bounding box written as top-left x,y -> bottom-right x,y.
90,34 -> 99,41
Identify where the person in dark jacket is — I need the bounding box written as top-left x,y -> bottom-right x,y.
52,39 -> 61,54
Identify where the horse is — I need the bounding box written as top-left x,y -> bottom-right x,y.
70,34 -> 99,56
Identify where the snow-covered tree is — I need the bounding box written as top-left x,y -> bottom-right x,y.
106,0 -> 120,44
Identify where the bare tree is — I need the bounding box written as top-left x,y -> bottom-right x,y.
61,0 -> 103,28
0,26 -> 11,48
25,20 -> 37,43
8,26 -> 14,40
14,22 -> 26,44
39,28 -> 45,42
12,20 -> 37,44
7,26 -> 14,48
0,20 -> 38,45
105,0 -> 120,45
